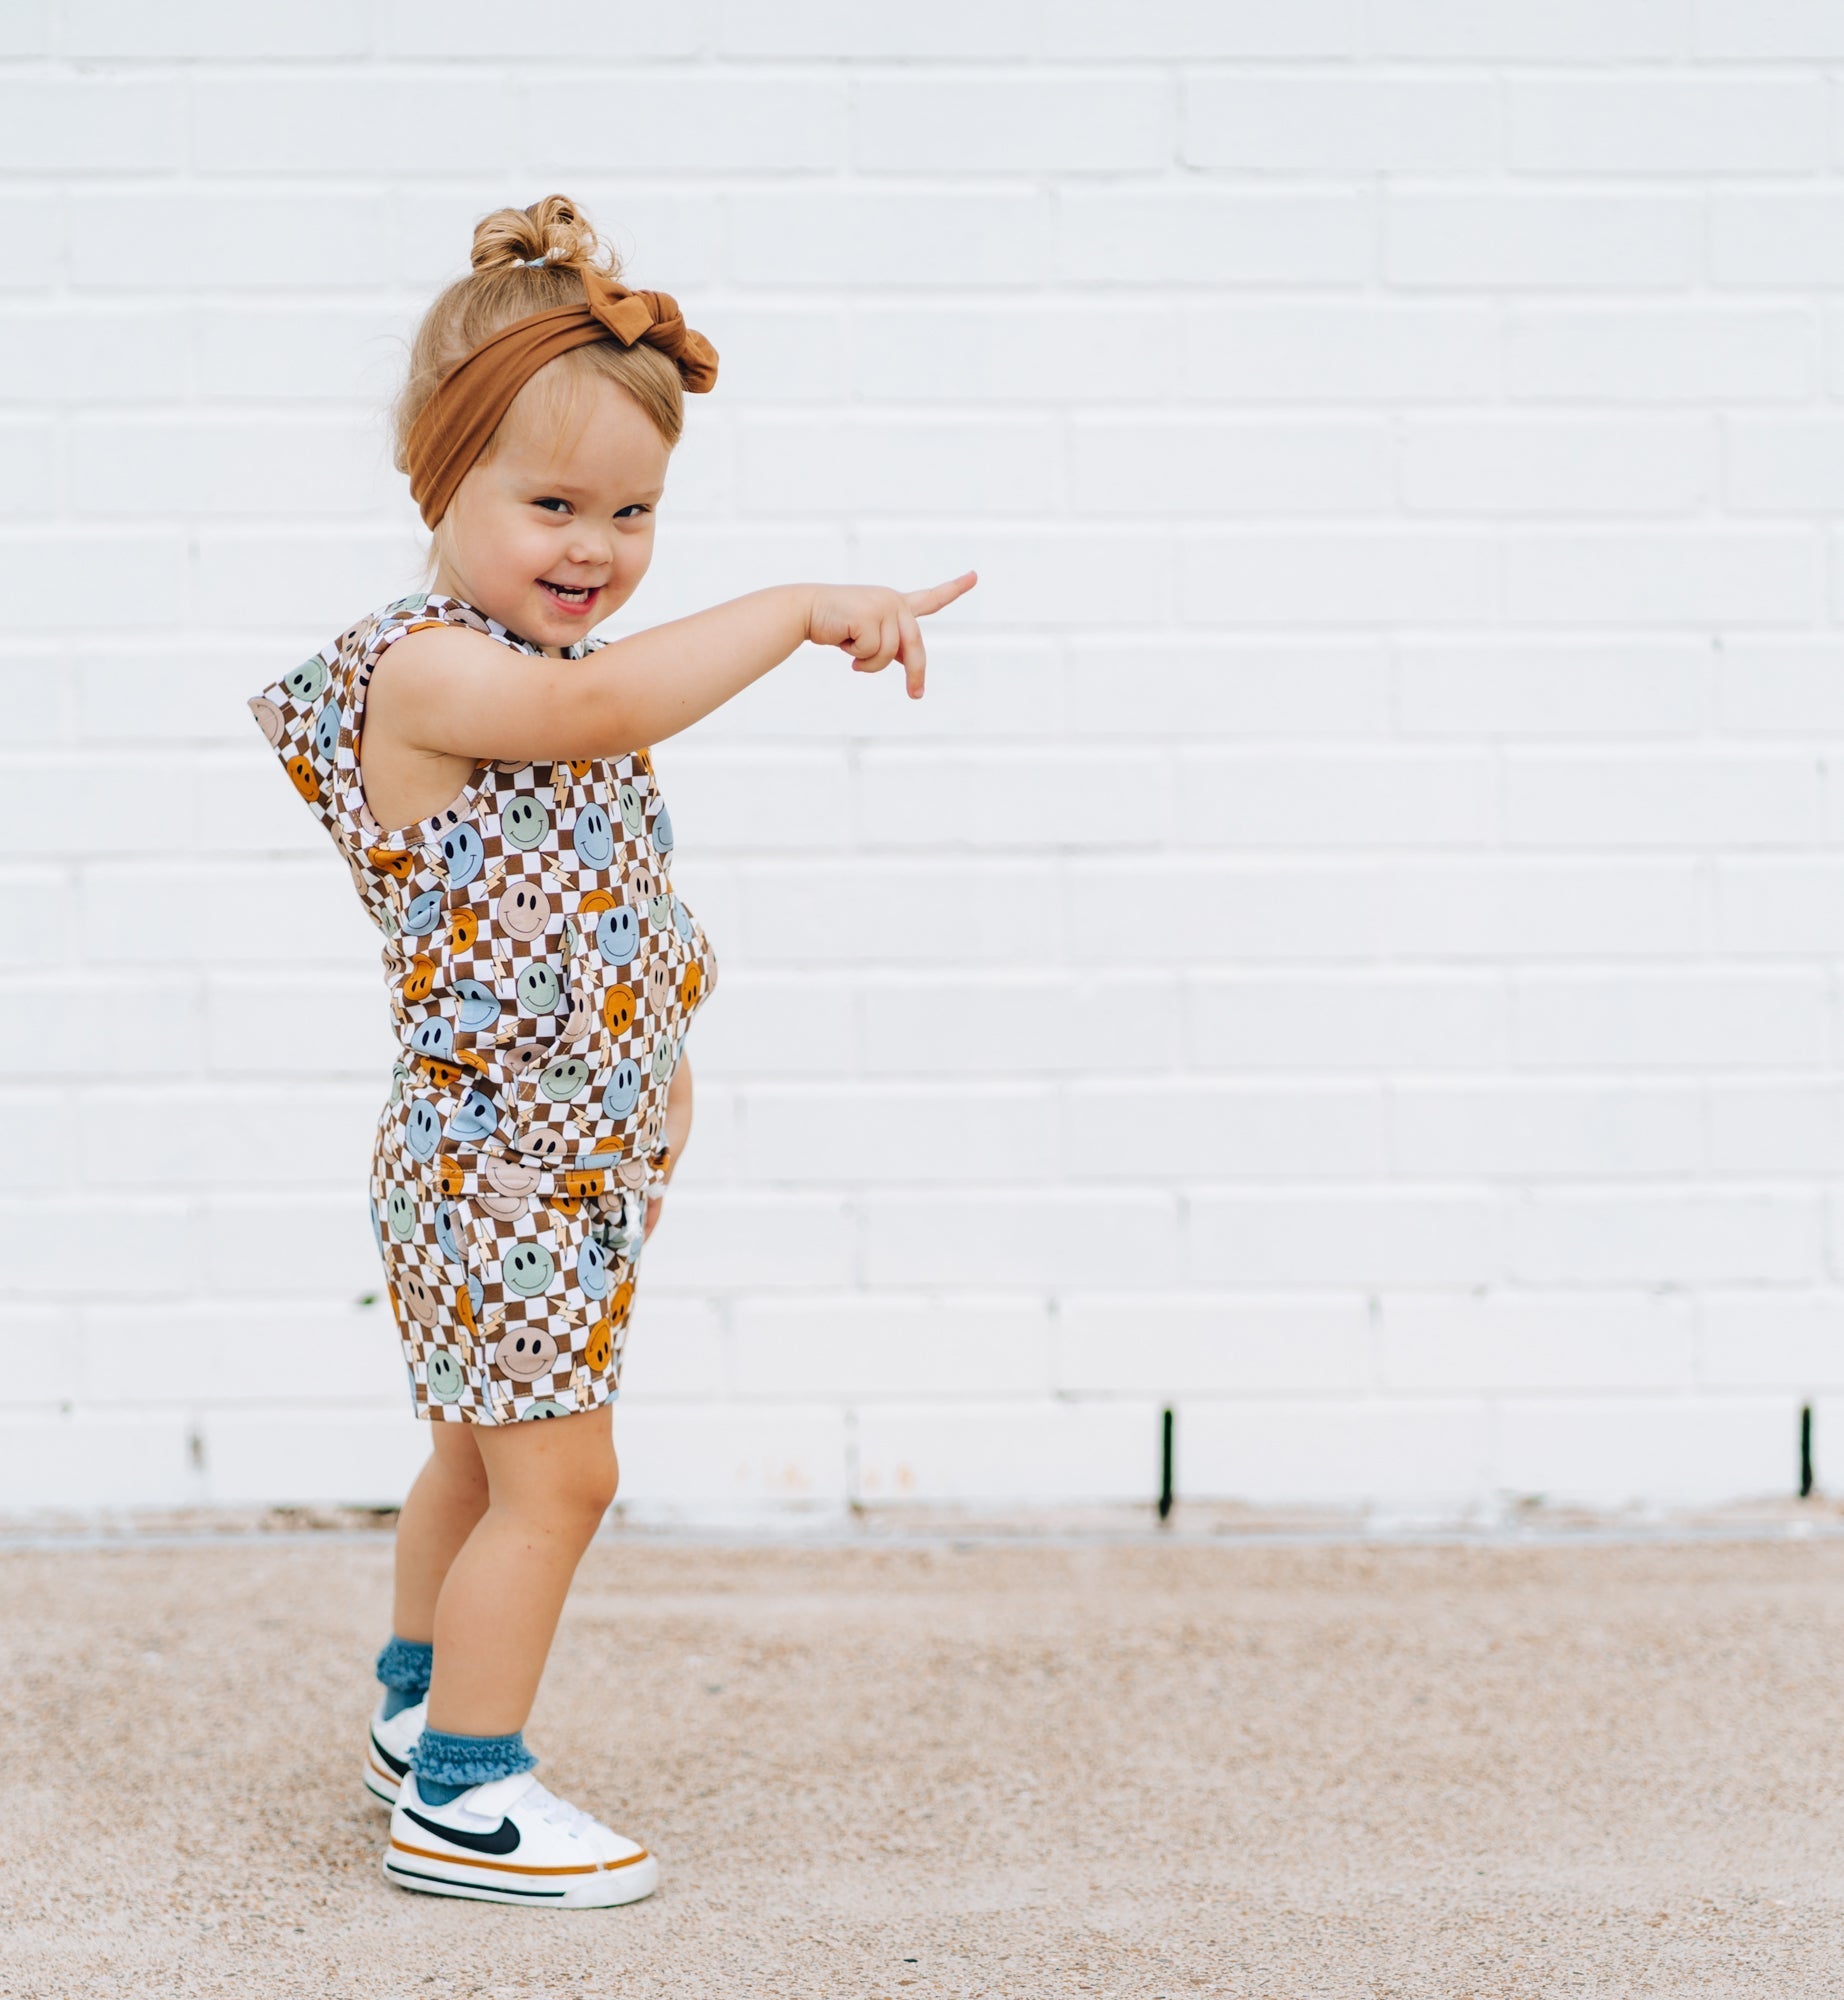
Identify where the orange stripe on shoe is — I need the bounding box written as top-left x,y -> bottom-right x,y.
388,1835 -> 648,1877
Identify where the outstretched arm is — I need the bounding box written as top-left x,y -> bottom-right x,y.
368,572 -> 978,767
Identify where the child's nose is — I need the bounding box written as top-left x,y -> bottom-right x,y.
566,530 -> 613,568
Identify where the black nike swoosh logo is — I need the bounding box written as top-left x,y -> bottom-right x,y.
370,1730 -> 409,1777
401,1804 -> 522,1854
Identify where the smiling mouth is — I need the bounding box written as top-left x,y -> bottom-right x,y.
539,579 -> 600,609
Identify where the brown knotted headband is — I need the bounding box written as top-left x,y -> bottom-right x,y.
405,263 -> 719,529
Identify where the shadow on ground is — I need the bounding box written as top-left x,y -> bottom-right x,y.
4,1533 -> 1841,1997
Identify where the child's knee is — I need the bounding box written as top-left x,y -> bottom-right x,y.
574,1447 -> 619,1520
532,1442 -> 619,1527
584,1440 -> 620,1512
479,1414 -> 618,1522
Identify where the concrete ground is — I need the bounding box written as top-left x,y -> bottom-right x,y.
6,1513 -> 1844,1998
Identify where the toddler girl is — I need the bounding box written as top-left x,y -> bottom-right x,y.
245,193 -> 975,1908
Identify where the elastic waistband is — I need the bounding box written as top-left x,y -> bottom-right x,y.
379,1143 -> 664,1204
374,1079 -> 666,1200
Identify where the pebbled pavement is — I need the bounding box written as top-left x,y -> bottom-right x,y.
4,1531 -> 1842,1997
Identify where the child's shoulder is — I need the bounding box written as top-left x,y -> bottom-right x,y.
242,593 -> 467,836
245,592 -> 501,737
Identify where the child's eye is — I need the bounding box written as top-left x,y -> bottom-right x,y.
532,498 -> 648,516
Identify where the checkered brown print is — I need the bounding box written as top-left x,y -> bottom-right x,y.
368,1134 -> 647,1424
248,590 -> 716,1424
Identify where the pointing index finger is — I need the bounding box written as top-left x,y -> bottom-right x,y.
904,569 -> 978,617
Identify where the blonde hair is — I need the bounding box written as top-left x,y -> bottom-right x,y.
389,194 -> 687,576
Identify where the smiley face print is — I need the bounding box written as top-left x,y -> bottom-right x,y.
401,954 -> 437,1003
601,1057 -> 641,1121
596,904 -> 639,964
400,888 -> 444,937
409,1016 -> 455,1062
262,590 -> 714,1425
404,1097 -> 442,1162
453,978 -> 500,1031
500,793 -> 552,852
572,803 -> 615,869
426,1347 -> 464,1402
496,875 -> 552,940
476,1151 -> 543,1221
494,1322 -> 558,1381
576,1233 -> 609,1300
282,655 -> 328,705
540,1055 -> 591,1102
439,820 -> 485,888
499,1239 -> 556,1299
557,989 -> 594,1041
584,1319 -> 614,1372
370,1083 -> 659,1424
434,1199 -> 466,1267
517,961 -> 563,1015
602,985 -> 637,1038
388,1253 -> 442,1328
444,1085 -> 499,1145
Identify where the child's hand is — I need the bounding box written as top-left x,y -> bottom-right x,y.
807,571 -> 978,700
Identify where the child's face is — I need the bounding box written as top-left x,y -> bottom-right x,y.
431,369 -> 670,657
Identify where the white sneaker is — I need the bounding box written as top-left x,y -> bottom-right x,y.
363,1692 -> 426,1807
384,1768 -> 659,1909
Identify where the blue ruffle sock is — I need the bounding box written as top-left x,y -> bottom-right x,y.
374,1633 -> 434,1721
409,1725 -> 539,1805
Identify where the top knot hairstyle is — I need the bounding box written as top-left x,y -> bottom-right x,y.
389,194 -> 718,537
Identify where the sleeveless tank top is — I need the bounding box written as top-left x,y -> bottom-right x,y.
246,590 -> 716,1188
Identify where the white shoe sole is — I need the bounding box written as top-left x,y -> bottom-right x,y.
382,1836 -> 659,1908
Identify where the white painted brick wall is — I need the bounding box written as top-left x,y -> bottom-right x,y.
9,6 -> 1844,1519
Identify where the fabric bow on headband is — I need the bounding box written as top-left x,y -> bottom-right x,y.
404,264 -> 719,529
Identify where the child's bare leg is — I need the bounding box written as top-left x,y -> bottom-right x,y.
390,1423 -> 491,1643
424,1401 -> 617,1737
